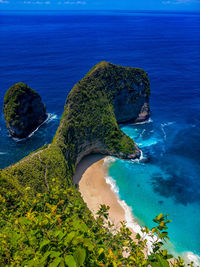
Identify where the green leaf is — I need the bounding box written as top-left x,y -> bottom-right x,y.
25,258 -> 44,267
162,249 -> 168,256
79,223 -> 88,232
82,238 -> 94,251
50,251 -> 61,258
73,247 -> 86,266
40,239 -> 50,250
65,255 -> 77,267
98,248 -> 104,255
151,254 -> 170,267
136,233 -> 141,240
159,232 -> 168,239
157,213 -> 163,220
18,217 -> 31,225
54,230 -> 63,237
64,231 -> 76,245
49,257 -> 62,267
40,251 -> 51,263
58,259 -> 65,267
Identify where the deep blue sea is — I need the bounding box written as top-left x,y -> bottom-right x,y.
0,10 -> 200,264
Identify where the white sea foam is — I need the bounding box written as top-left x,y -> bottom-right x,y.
105,175 -> 119,194
161,124 -> 167,140
133,118 -> 153,125
139,129 -> 146,137
0,152 -> 7,155
117,198 -> 158,254
139,149 -> 144,161
183,251 -> 200,267
160,121 -> 175,140
104,173 -> 158,254
130,149 -> 144,164
45,113 -> 58,123
12,113 -> 57,142
103,156 -> 116,164
138,139 -> 159,148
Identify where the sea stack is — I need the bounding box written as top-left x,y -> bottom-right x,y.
3,82 -> 47,139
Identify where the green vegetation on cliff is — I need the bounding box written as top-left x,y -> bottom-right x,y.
53,61 -> 152,166
0,62 -> 189,266
3,82 -> 38,125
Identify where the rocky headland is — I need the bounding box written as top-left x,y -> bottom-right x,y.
53,61 -> 150,166
1,61 -> 151,194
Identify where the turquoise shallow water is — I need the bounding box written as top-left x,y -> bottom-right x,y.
108,122 -> 200,264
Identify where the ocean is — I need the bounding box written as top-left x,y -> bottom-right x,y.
0,10 -> 200,264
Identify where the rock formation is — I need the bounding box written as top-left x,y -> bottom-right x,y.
1,61 -> 151,194
54,61 -> 150,166
3,82 -> 47,139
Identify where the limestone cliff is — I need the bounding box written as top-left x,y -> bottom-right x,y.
92,61 -> 150,123
3,82 -> 47,139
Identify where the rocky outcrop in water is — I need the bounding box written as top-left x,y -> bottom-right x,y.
3,82 -> 47,139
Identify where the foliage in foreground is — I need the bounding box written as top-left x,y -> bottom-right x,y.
0,179 -> 192,266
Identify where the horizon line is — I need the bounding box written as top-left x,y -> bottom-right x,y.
1,9 -> 200,12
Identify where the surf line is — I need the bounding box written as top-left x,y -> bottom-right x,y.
11,113 -> 58,142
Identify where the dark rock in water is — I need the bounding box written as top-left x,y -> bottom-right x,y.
3,82 -> 47,139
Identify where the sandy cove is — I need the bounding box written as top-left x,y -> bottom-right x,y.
73,155 -> 176,263
73,154 -> 138,239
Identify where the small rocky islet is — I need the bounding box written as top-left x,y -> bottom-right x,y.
3,82 -> 47,139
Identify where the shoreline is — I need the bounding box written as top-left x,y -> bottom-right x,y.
75,154 -> 200,267
12,113 -> 57,142
74,154 -> 140,239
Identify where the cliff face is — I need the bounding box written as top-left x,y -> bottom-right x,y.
54,61 -> 150,166
92,61 -> 150,123
3,82 -> 47,139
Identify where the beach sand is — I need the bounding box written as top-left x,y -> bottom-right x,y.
74,154 -> 137,237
